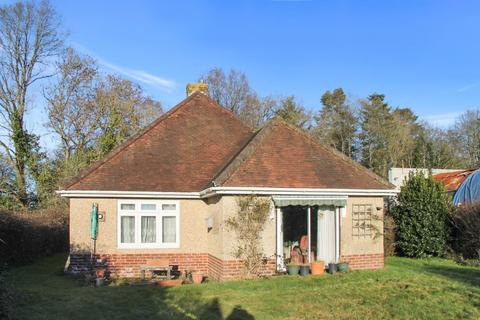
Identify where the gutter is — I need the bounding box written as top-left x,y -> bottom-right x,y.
57,187 -> 398,199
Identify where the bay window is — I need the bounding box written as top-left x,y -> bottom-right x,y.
118,200 -> 180,248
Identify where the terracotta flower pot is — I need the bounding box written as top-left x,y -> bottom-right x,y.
95,268 -> 106,278
192,272 -> 203,284
157,279 -> 183,287
310,261 -> 325,275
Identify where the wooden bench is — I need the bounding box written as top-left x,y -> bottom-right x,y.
140,259 -> 172,280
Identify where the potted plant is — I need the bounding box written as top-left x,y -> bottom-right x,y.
337,262 -> 349,272
95,267 -> 106,278
310,260 -> 325,275
286,263 -> 300,275
299,264 -> 310,276
192,271 -> 203,284
328,262 -> 338,274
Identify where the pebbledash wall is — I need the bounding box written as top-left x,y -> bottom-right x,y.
68,195 -> 383,280
340,196 -> 385,269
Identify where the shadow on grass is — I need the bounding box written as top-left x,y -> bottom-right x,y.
13,271 -> 255,319
423,264 -> 480,288
11,254 -> 256,319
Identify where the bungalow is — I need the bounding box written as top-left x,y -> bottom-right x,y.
58,84 -> 397,281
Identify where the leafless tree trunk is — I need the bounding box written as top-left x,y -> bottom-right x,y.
44,47 -> 99,161
0,0 -> 63,205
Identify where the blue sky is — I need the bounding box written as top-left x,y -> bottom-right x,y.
8,0 -> 480,146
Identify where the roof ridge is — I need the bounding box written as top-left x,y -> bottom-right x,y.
211,122 -> 274,187
63,92 -> 249,189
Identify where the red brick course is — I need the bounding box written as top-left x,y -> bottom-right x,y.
208,256 -> 276,281
70,252 -> 382,279
69,253 -> 276,280
340,253 -> 384,269
70,253 -> 208,278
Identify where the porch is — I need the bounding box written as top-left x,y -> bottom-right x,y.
274,196 -> 347,271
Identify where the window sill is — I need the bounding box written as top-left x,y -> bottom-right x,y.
117,243 -> 180,249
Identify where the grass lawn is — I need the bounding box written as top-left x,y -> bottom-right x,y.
8,254 -> 480,320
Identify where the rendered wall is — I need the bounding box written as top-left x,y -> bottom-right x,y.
340,196 -> 385,269
69,198 -> 209,255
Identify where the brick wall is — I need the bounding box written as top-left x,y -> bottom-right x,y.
207,254 -> 223,280
70,253 -> 208,278
209,256 -> 276,281
70,252 -> 381,279
69,252 -> 275,280
340,253 -> 384,269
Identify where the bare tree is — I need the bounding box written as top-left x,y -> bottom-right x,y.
0,0 -> 63,204
44,47 -> 99,161
95,75 -> 163,156
239,94 -> 278,129
199,67 -> 279,128
199,68 -> 251,115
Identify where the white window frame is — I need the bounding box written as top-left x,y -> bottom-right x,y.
117,200 -> 180,249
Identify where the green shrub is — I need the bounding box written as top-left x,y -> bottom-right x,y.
451,204 -> 480,259
391,172 -> 451,258
0,208 -> 68,267
383,208 -> 397,256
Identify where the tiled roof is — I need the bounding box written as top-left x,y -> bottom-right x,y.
213,120 -> 392,189
65,92 -> 253,191
433,169 -> 475,192
65,93 -> 393,192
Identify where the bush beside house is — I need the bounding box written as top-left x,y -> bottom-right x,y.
0,209 -> 68,267
391,173 -> 451,258
451,204 -> 480,260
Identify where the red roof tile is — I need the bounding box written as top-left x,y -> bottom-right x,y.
65,94 -> 392,192
213,121 -> 392,189
433,169 -> 475,192
65,93 -> 253,191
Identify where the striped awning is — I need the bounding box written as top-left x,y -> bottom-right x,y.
272,196 -> 347,207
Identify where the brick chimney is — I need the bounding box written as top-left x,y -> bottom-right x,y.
186,82 -> 209,97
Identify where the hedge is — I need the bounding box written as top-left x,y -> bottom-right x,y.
451,204 -> 480,259
0,208 -> 68,267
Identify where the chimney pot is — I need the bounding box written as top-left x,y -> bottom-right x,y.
186,82 -> 209,97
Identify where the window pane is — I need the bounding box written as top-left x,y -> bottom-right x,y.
141,204 -> 156,211
162,216 -> 176,243
162,204 -> 176,211
141,216 -> 156,243
121,216 -> 135,243
121,203 -> 135,210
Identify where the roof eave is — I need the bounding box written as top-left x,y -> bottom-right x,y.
58,186 -> 398,199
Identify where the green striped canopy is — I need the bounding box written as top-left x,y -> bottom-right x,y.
273,196 -> 347,207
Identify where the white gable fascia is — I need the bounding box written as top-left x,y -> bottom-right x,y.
56,190 -> 201,199
58,186 -> 398,199
199,187 -> 398,198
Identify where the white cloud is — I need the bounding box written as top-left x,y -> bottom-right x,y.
99,60 -> 176,92
71,43 -> 176,92
422,111 -> 462,128
457,82 -> 480,93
